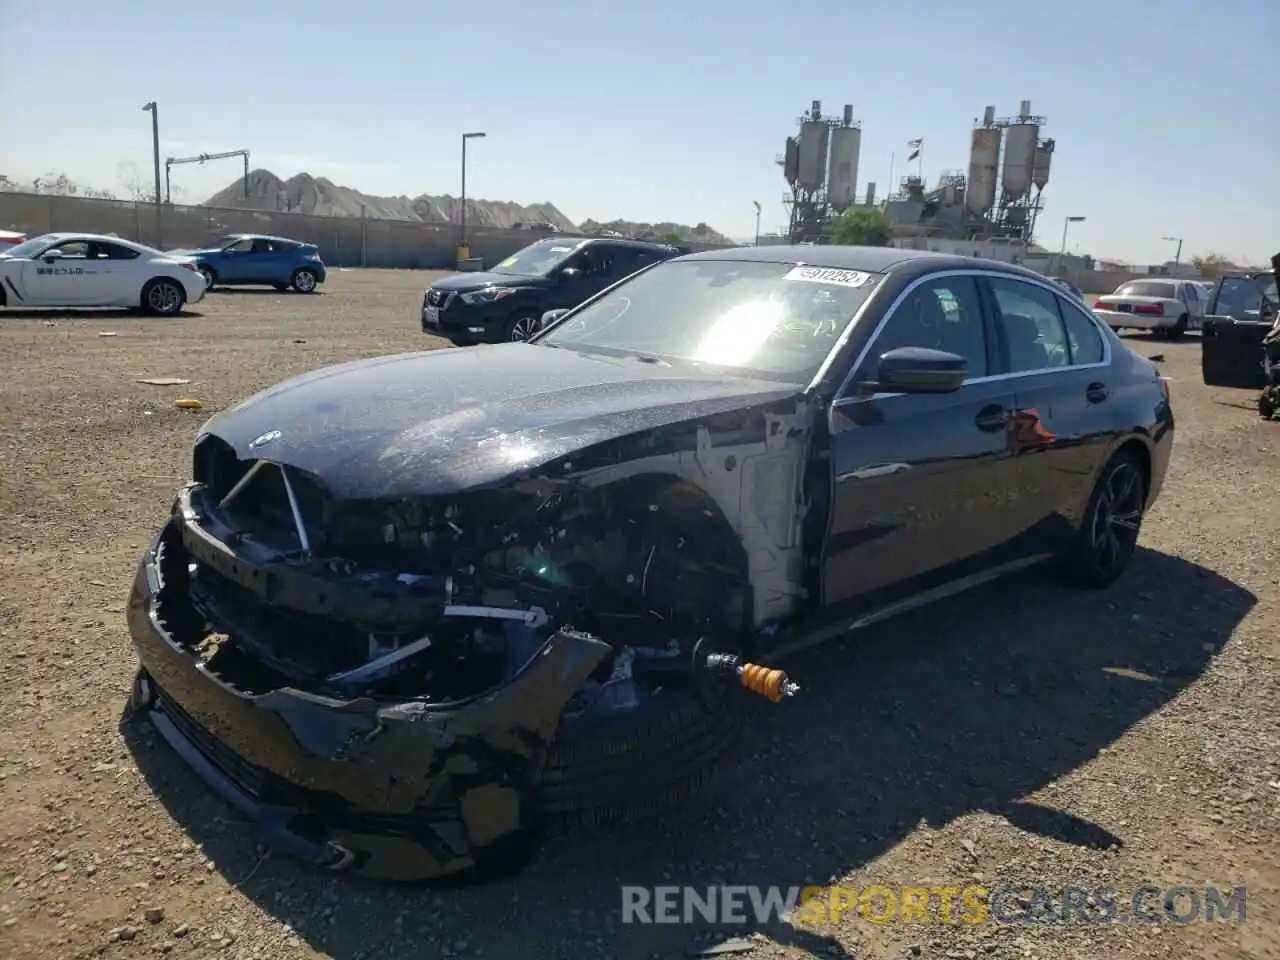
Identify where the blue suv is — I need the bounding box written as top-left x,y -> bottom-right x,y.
172,234 -> 326,293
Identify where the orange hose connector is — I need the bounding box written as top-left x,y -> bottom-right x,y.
738,662 -> 798,702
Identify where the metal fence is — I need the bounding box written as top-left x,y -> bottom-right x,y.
0,191 -> 732,269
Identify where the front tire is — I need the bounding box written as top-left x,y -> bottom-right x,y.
196,265 -> 216,290
1260,388 -> 1277,420
141,278 -> 185,317
503,311 -> 540,342
1055,449 -> 1147,588
291,268 -> 318,293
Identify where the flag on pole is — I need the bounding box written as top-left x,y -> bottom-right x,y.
906,139 -> 922,162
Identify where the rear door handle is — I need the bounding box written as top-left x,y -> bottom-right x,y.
1086,382 -> 1108,403
974,404 -> 1010,432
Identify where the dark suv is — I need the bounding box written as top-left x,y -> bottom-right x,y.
421,237 -> 688,344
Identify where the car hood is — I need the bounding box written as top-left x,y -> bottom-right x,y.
199,343 -> 803,499
168,247 -> 222,257
430,271 -> 546,292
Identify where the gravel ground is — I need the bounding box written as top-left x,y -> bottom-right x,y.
0,269 -> 1276,960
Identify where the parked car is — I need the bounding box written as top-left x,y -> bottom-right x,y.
1049,276 -> 1086,302
1092,278 -> 1206,338
421,236 -> 687,344
0,232 -> 206,315
126,246 -> 1172,882
0,229 -> 26,254
1200,267 -> 1279,393
170,234 -> 326,293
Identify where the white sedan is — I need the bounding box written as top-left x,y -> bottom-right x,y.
1091,278 -> 1206,338
0,232 -> 207,316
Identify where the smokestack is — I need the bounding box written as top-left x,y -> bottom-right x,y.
983,105 -> 995,125
811,99 -> 821,119
865,182 -> 876,206
842,104 -> 853,126
1019,100 -> 1032,118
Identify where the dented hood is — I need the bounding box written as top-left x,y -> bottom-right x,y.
199,343 -> 802,499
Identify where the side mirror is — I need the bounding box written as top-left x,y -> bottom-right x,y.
859,346 -> 968,394
539,309 -> 569,330
41,250 -> 63,262
558,267 -> 582,283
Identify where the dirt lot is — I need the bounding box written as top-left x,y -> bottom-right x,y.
0,268 -> 1277,960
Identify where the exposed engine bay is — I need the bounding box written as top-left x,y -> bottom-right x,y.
172,399 -> 816,717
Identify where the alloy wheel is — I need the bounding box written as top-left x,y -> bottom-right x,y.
1089,461 -> 1144,575
294,270 -> 316,293
148,281 -> 182,315
509,315 -> 537,341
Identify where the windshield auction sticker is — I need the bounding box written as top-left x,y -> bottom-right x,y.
784,266 -> 874,287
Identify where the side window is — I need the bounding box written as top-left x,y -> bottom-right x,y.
860,275 -> 989,381
100,242 -> 139,260
989,277 -> 1070,372
613,249 -> 658,278
1055,295 -> 1106,365
268,239 -> 298,254
225,237 -> 254,253
250,238 -> 272,254
54,240 -> 91,258
574,247 -> 615,277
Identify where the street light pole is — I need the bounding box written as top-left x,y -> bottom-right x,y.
141,102 -> 161,204
752,201 -> 761,247
1055,215 -> 1086,274
1160,235 -> 1184,274
459,131 -> 486,256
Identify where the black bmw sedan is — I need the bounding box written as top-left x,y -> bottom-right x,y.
124,245 -> 1173,882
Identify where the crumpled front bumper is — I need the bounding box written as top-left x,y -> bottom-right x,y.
126,518 -> 611,881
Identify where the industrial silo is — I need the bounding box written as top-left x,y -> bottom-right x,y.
797,119 -> 830,193
1032,139 -> 1054,191
965,120 -> 1002,216
1000,100 -> 1038,202
783,137 -> 800,186
826,108 -> 861,213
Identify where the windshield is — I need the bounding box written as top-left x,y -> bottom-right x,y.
1115,281 -> 1176,298
1215,275 -> 1279,317
0,234 -> 56,258
536,259 -> 883,381
491,240 -> 581,277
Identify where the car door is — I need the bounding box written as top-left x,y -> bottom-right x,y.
265,239 -> 299,284
214,236 -> 255,282
20,239 -> 113,304
822,272 -> 1019,611
93,240 -> 145,303
981,274 -> 1115,558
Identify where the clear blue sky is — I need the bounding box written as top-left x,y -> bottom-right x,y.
1,0 -> 1274,264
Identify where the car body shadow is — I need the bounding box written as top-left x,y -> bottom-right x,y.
208,288 -> 324,296
1,308 -> 203,319
120,546 -> 1253,959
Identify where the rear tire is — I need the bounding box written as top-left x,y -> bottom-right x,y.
1168,314 -> 1189,339
1260,389 -> 1277,420
141,278 -> 185,317
1054,448 -> 1147,589
291,268 -> 318,293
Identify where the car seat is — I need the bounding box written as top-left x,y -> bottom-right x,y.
1003,313 -> 1051,370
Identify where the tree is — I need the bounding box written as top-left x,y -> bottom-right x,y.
658,230 -> 682,244
117,163 -> 153,202
1191,252 -> 1235,280
829,207 -> 892,247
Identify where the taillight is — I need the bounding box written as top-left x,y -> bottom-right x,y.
1094,300 -> 1111,310
1134,303 -> 1164,315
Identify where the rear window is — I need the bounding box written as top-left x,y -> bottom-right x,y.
1115,281 -> 1177,298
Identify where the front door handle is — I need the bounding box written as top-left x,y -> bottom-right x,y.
1086,382 -> 1108,403
974,404 -> 1010,432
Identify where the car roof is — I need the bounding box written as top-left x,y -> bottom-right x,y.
224,233 -> 304,244
540,236 -> 683,252
675,243 -> 1056,282
35,232 -> 153,252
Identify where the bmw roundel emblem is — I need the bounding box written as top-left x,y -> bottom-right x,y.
249,429 -> 282,449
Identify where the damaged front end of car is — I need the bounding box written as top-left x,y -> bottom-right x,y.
127,406 -> 808,881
